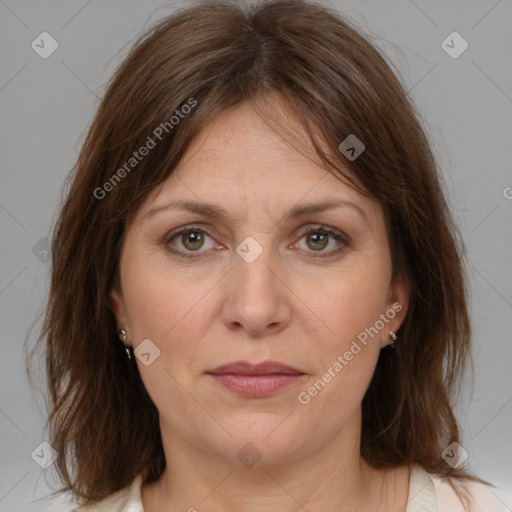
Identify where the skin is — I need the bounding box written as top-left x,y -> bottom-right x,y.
109,100 -> 410,512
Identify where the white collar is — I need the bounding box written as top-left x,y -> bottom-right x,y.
76,465 -> 439,511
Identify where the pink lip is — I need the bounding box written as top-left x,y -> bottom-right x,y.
206,360 -> 305,397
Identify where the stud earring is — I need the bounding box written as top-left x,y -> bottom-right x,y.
118,329 -> 131,359
389,330 -> 398,348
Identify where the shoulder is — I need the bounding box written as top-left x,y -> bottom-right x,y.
431,473 -> 509,512
407,465 -> 510,512
71,474 -> 143,512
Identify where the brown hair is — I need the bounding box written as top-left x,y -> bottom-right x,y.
36,0 -> 481,504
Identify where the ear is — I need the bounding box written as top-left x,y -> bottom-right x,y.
381,271 -> 409,348
108,285 -> 129,333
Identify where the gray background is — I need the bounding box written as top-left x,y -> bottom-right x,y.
1,0 -> 511,510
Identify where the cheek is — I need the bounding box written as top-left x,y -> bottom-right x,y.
119,251 -> 224,408
298,256 -> 391,350
120,247 -> 209,343
120,258 -> 213,423
296,287 -> 383,419
293,256 -> 391,408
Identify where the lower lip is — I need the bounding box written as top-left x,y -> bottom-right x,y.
208,374 -> 305,397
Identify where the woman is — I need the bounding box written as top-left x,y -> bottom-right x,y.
39,0 -> 506,510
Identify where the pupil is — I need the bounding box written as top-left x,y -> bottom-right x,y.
308,232 -> 327,251
184,231 -> 203,250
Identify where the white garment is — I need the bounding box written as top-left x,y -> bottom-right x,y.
72,465 -> 509,511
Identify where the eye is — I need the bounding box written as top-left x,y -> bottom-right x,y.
163,224 -> 349,260
293,226 -> 349,259
164,225 -> 218,258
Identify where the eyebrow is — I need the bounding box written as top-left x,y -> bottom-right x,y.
143,198 -> 370,225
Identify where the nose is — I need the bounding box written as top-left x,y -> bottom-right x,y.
220,240 -> 291,337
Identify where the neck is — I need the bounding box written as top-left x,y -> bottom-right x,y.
141,416 -> 407,512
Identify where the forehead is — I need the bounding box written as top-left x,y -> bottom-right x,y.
175,102 -> 328,186
134,101 -> 381,226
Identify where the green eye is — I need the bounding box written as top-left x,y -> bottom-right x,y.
178,230 -> 207,251
297,227 -> 349,259
164,224 -> 349,260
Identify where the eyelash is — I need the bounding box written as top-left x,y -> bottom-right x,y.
163,224 -> 349,260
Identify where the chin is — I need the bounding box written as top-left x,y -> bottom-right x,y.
204,412 -> 307,466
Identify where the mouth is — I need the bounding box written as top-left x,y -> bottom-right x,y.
206,360 -> 306,398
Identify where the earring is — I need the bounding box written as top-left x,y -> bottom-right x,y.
118,329 -> 131,359
389,330 -> 398,348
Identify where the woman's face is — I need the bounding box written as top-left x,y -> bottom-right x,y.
110,101 -> 408,467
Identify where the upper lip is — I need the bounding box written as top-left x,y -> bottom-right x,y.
207,360 -> 304,376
